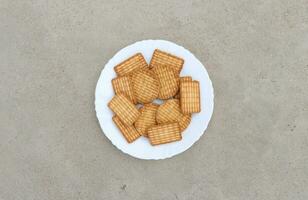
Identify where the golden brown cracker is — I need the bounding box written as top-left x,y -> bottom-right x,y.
134,103 -> 158,137
131,69 -> 159,103
156,99 -> 181,124
180,76 -> 192,83
180,80 -> 201,114
114,53 -> 148,76
149,49 -> 184,74
113,116 -> 140,143
173,76 -> 193,99
148,123 -> 182,145
153,65 -> 179,99
178,114 -> 191,132
156,99 -> 191,131
112,76 -> 136,104
108,94 -> 140,125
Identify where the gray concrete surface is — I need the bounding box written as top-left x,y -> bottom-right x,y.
0,0 -> 308,199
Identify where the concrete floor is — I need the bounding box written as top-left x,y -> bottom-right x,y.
1,0 -> 308,199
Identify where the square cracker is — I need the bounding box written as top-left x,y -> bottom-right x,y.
156,99 -> 191,132
153,65 -> 179,99
112,76 -> 136,104
150,49 -> 184,74
108,94 -> 140,125
114,53 -> 148,76
131,69 -> 159,103
134,103 -> 158,137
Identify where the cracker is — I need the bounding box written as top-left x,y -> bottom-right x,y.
148,123 -> 182,145
149,49 -> 184,74
156,99 -> 181,124
180,80 -> 201,114
178,114 -> 191,132
174,76 -> 192,99
113,116 -> 140,143
156,99 -> 191,131
180,76 -> 192,83
112,76 -> 136,104
131,69 -> 159,103
134,103 -> 158,137
108,94 -> 140,125
114,53 -> 148,76
153,65 -> 179,99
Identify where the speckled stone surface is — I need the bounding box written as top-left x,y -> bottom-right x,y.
0,1 -> 307,199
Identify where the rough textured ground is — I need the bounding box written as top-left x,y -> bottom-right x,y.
0,1 -> 307,200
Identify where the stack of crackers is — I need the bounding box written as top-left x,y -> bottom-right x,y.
108,49 -> 201,146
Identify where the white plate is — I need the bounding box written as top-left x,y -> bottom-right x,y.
95,40 -> 214,160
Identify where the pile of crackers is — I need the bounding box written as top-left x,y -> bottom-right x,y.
108,49 -> 201,146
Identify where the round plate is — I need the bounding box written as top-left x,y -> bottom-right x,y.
95,40 -> 214,160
